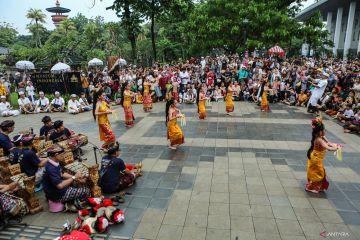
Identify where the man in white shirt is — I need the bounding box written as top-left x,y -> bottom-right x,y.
50,91 -> 65,112
78,92 -> 92,111
0,96 -> 20,117
18,91 -> 36,114
26,81 -> 36,104
307,72 -> 328,114
336,104 -> 355,122
36,91 -> 50,113
184,89 -> 196,104
67,94 -> 83,114
179,68 -> 190,97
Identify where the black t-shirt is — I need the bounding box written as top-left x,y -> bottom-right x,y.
40,125 -> 54,138
9,148 -> 22,164
49,128 -> 71,142
42,161 -> 67,201
19,148 -> 40,177
100,156 -> 126,194
0,132 -> 14,156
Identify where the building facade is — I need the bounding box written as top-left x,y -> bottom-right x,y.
296,0 -> 360,59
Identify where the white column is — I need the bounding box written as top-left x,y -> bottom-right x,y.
326,12 -> 332,35
333,7 -> 343,56
344,1 -> 357,59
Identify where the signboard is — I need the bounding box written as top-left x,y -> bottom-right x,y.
31,72 -> 82,95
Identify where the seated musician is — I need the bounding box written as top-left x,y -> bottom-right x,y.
18,136 -> 48,184
9,135 -> 23,164
42,145 -> 90,204
0,120 -> 15,156
0,182 -> 29,217
18,92 -> 36,114
68,94 -> 84,114
99,143 -> 141,194
36,91 -> 50,113
40,116 -> 54,141
49,120 -> 73,143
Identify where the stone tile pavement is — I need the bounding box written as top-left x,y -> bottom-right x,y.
1,101 -> 360,240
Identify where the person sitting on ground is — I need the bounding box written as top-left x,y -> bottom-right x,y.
99,143 -> 141,194
25,81 -> 36,104
18,136 -> 48,185
50,92 -> 65,112
9,135 -> 23,164
0,120 -> 15,156
296,90 -> 309,107
49,120 -> 73,143
42,145 -> 90,204
213,85 -> 224,102
68,94 -> 83,114
233,81 -> 241,101
184,88 -> 196,104
36,91 -> 50,113
0,181 -> 29,217
40,116 -> 54,141
0,96 -> 20,117
18,91 -> 36,114
283,88 -> 297,106
343,109 -> 360,133
335,104 -> 355,123
78,92 -> 92,111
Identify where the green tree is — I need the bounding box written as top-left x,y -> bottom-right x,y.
0,22 -> 18,47
107,0 -> 142,61
26,8 -> 46,47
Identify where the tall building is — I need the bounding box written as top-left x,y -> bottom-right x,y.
296,0 -> 360,59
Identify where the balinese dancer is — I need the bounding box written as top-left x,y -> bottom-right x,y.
166,99 -> 184,150
121,82 -> 135,127
197,85 -> 208,120
260,81 -> 270,112
306,118 -> 339,193
225,82 -> 235,115
94,90 -> 115,150
143,79 -> 153,112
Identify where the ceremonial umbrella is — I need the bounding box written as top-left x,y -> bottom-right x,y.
15,60 -> 35,71
119,58 -> 127,66
51,62 -> 71,94
88,58 -> 104,66
268,45 -> 286,57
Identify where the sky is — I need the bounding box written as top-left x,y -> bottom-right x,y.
0,0 -> 316,35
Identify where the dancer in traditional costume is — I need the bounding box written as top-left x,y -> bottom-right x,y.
143,79 -> 153,112
121,82 -> 135,127
225,82 -> 235,115
166,99 -> 184,150
306,118 -> 339,193
197,85 -> 208,120
94,90 -> 115,150
260,81 -> 270,112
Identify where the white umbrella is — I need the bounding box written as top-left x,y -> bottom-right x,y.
88,58 -> 104,66
50,62 -> 71,94
15,60 -> 35,70
51,62 -> 71,74
119,58 -> 127,66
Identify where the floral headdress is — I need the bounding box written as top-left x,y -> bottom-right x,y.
311,117 -> 323,129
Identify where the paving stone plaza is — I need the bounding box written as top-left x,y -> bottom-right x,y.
1,101 -> 360,240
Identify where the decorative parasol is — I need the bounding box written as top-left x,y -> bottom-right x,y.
88,58 -> 104,66
15,61 -> 35,71
51,62 -> 71,74
119,58 -> 127,67
268,45 -> 286,57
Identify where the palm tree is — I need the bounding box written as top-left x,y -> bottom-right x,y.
59,18 -> 76,35
26,8 -> 46,47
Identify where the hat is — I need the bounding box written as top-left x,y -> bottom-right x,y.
39,91 -> 44,95
0,96 -> 5,99
47,145 -> 64,156
0,120 -> 15,129
19,91 -> 24,95
15,72 -> 21,76
54,91 -> 60,95
12,134 -> 23,143
71,94 -> 77,98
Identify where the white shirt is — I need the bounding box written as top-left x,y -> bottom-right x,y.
51,97 -> 65,106
79,98 -> 89,106
26,85 -> 35,96
344,109 -> 354,118
18,97 -> 31,107
179,71 -> 190,85
0,102 -> 11,112
68,99 -> 81,110
37,97 -> 49,107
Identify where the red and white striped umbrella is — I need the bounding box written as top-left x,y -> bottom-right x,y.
268,45 -> 285,56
